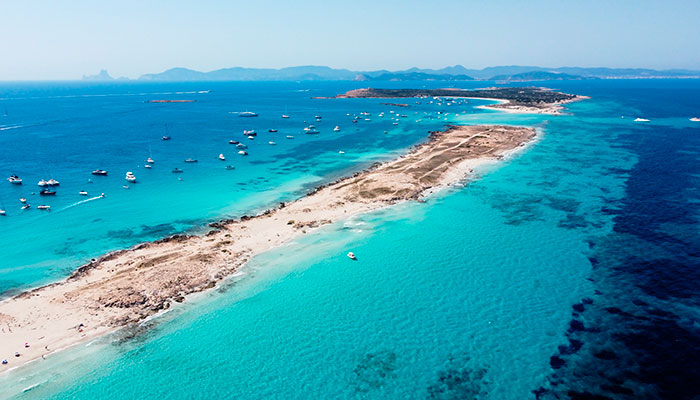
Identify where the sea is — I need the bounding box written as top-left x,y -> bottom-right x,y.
0,79 -> 699,399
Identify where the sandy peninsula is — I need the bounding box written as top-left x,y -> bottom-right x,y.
0,124 -> 536,371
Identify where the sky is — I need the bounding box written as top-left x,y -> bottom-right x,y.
1,0 -> 699,80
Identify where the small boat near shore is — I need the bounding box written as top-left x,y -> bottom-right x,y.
91,169 -> 108,176
347,252 -> 357,260
219,153 -> 226,161
125,172 -> 136,183
7,175 -> 22,185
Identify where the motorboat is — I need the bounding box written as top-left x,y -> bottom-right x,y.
144,164 -> 152,169
38,179 -> 49,187
184,158 -> 198,163
7,175 -> 22,185
282,114 -> 290,119
286,135 -> 294,139
236,143 -> 247,149
315,115 -> 322,120
19,198 -> 27,203
219,153 -> 226,161
21,204 -> 31,210
92,169 -> 108,176
304,125 -> 319,134
162,135 -> 171,141
634,118 -> 650,122
690,117 -> 700,122
47,179 -> 59,186
269,141 -> 276,145
243,130 -> 257,136
37,205 -> 51,211
238,150 -> 248,156
347,252 -> 357,260
229,140 -> 239,144
338,151 -> 345,154
239,112 -> 258,117
125,171 -> 136,183
172,168 -> 184,173
39,189 -> 56,196
268,129 -> 278,133
333,126 -> 340,132
146,157 -> 155,164
248,135 -> 255,140
225,165 -> 235,170
79,190 -> 88,196
0,209 -> 5,216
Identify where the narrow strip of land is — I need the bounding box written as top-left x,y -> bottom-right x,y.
0,124 -> 536,371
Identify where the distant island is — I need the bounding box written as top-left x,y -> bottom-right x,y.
92,64 -> 700,82
332,87 -> 588,115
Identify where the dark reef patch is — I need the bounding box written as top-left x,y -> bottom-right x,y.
352,350 -> 398,392
426,355 -> 490,399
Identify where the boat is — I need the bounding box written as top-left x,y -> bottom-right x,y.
236,143 -> 247,149
281,114 -> 290,119
47,179 -> 59,186
238,150 -> 248,156
219,153 -> 226,161
172,168 -> 184,173
352,119 -> 358,123
691,117 -> 700,122
144,164 -> 152,169
37,205 -> 51,211
21,204 -> 31,210
229,140 -> 239,144
162,135 -> 171,141
184,158 -> 198,163
268,141 -> 276,145
92,169 -> 108,176
338,151 -> 345,154
304,125 -> 319,134
333,126 -> 340,132
239,111 -> 258,117
634,118 -> 650,122
243,130 -> 257,136
146,157 -> 155,164
39,189 -> 56,196
0,209 -> 5,216
225,165 -> 235,170
286,135 -> 294,139
19,198 -> 26,203
38,179 -> 48,187
79,190 -> 88,196
347,252 -> 357,260
315,115 -> 322,120
125,172 -> 136,183
269,129 -> 278,133
7,175 -> 22,185
248,135 -> 255,140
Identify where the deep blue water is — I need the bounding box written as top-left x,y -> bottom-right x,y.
1,79 -> 699,399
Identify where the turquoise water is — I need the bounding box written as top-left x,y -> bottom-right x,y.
2,80 -> 700,399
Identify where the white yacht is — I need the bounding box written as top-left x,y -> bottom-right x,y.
144,164 -> 152,169
282,114 -> 290,119
347,252 -> 357,260
219,153 -> 226,161
125,172 -> 136,183
239,112 -> 258,117
7,175 -> 22,185
47,179 -> 60,186
238,150 -> 248,156
79,190 -> 88,196
333,126 -> 340,132
634,118 -> 650,122
690,117 -> 700,122
268,141 -> 276,145
0,209 -> 5,216
146,157 -> 155,164
37,205 -> 51,211
38,179 -> 49,187
286,135 -> 294,139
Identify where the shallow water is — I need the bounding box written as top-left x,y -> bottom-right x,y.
1,80 -> 699,399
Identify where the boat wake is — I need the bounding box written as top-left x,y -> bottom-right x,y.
0,124 -> 26,131
58,194 -> 105,212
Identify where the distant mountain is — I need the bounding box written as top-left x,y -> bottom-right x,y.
139,66 -> 356,81
82,69 -> 114,81
133,65 -> 700,82
490,71 -> 590,82
355,72 -> 474,81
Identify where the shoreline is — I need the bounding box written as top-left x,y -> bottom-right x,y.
0,124 -> 537,373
